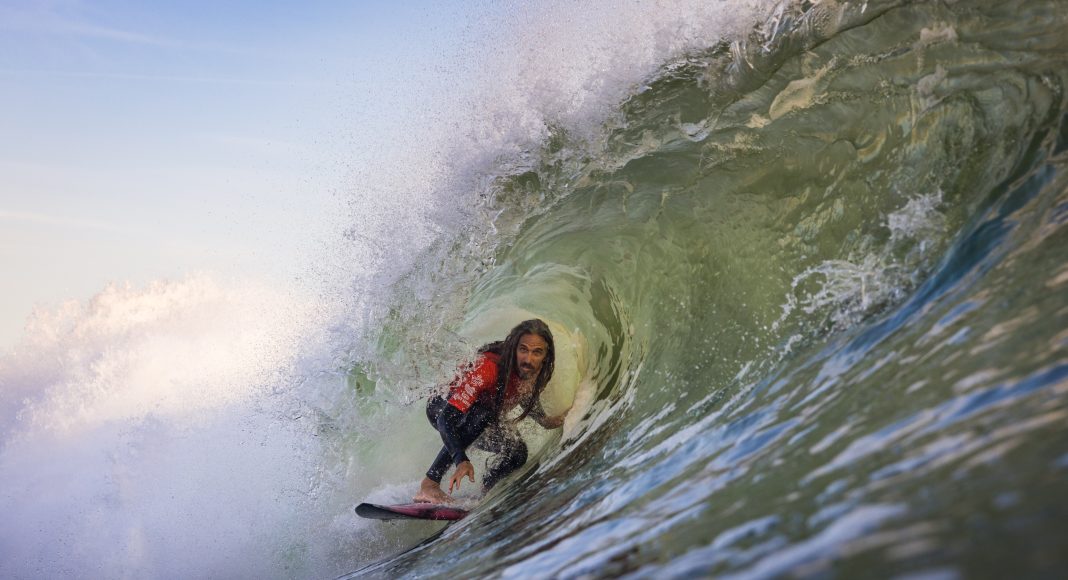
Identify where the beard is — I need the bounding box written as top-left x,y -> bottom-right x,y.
518,364 -> 536,379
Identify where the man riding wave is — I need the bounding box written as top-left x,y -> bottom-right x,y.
415,319 -> 569,504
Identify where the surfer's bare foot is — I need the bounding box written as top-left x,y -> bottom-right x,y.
413,477 -> 452,504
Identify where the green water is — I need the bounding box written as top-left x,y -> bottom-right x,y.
345,0 -> 1068,577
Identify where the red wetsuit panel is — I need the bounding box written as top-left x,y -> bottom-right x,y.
446,352 -> 520,413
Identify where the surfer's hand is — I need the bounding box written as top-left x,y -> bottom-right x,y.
538,412 -> 567,429
449,461 -> 475,494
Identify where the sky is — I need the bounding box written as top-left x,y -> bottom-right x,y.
0,0 -> 486,349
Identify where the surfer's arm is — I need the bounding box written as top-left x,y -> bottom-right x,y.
536,413 -> 566,429
531,402 -> 568,429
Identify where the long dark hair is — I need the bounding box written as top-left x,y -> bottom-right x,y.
479,319 -> 555,422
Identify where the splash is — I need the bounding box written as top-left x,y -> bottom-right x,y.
0,276 -> 333,578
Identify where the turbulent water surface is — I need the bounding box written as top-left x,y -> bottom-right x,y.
3,0 -> 1068,579
348,0 -> 1068,577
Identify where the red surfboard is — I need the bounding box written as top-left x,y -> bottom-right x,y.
355,502 -> 469,521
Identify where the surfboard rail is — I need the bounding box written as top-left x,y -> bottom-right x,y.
356,502 -> 469,521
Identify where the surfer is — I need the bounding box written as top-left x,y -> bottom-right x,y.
414,318 -> 568,504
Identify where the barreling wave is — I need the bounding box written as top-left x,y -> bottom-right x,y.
349,0 -> 1068,577
4,0 -> 1065,578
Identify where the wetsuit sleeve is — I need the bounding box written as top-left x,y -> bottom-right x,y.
435,404 -> 470,465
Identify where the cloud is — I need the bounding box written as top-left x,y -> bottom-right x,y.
0,2 -> 239,53
0,3 -> 314,85
0,4 -> 171,47
0,67 -> 311,86
50,20 -> 179,48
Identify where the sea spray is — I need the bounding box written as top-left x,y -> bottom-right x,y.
349,0 -> 1068,577
0,277 -> 330,578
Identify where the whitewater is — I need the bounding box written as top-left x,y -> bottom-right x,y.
3,0 -> 1068,578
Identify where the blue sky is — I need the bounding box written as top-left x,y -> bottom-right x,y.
0,0 -> 487,348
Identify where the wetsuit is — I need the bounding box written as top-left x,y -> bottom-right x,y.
425,351 -> 529,490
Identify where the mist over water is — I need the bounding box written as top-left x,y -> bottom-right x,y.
4,0 -> 1068,578
0,277 -> 329,577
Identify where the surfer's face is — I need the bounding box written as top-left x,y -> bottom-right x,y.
515,333 -> 549,379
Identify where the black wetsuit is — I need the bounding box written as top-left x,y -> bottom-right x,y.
424,351 -> 529,490
425,396 -> 527,490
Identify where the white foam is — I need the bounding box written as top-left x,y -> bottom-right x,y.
0,275 -> 332,578
436,0 -> 767,177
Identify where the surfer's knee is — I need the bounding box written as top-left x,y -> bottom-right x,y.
482,440 -> 527,491
426,395 -> 446,426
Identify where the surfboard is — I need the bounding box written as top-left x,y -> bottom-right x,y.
355,502 -> 469,521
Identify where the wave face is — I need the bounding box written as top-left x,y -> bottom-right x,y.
349,0 -> 1068,578
3,1 -> 1067,579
